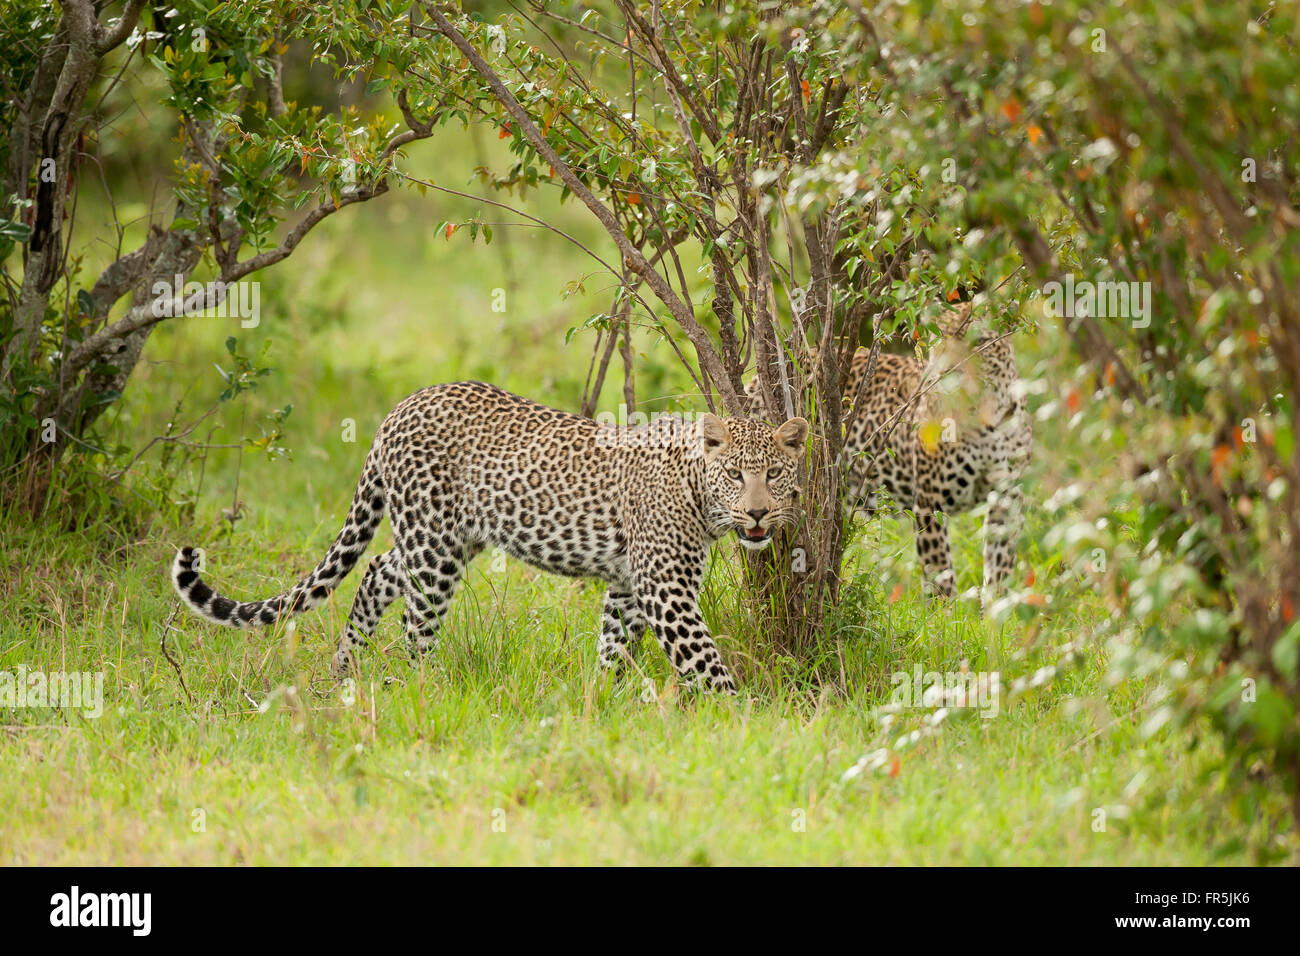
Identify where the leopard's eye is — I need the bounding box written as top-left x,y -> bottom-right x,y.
726,468 -> 743,482
767,466 -> 783,480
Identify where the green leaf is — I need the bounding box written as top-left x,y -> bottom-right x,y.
1275,423 -> 1293,463
1272,620 -> 1300,680
0,219 -> 31,242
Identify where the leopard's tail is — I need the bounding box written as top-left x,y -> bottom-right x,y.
171,449 -> 385,628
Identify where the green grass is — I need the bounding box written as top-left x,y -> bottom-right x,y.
0,515 -> 1264,864
0,127 -> 1285,865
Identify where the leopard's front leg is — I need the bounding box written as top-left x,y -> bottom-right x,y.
632,549 -> 737,695
597,586 -> 646,676
914,476 -> 956,598
981,470 -> 1026,604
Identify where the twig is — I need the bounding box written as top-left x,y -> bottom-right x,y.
160,605 -> 193,706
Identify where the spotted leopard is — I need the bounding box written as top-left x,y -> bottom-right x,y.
172,381 -> 809,693
749,307 -> 1032,602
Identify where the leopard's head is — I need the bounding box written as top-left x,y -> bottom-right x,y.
917,319 -> 1023,451
696,414 -> 809,550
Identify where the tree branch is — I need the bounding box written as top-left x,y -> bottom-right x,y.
422,3 -> 742,412
94,0 -> 149,55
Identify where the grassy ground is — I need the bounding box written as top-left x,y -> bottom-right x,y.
0,129 -> 1283,865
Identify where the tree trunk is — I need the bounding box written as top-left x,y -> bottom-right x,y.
743,434 -> 844,655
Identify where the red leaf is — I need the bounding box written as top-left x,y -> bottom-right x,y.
1210,444 -> 1231,487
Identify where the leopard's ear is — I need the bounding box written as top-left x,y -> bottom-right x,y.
697,413 -> 732,459
773,417 -> 809,457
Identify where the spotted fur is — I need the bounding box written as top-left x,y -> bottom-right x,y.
748,307 -> 1032,602
172,382 -> 809,693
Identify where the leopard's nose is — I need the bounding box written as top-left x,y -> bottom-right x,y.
746,508 -> 769,525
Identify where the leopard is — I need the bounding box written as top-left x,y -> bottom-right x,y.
746,305 -> 1032,604
171,381 -> 809,694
